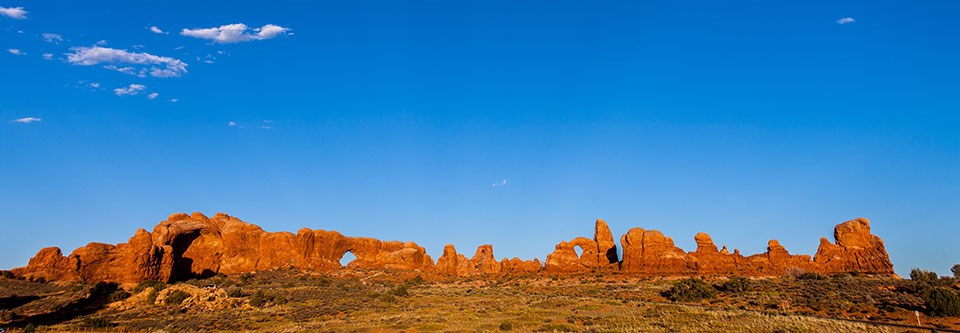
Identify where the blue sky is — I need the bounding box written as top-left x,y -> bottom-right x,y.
1,1 -> 957,276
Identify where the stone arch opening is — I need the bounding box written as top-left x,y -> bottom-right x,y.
573,246 -> 584,258
339,250 -> 357,267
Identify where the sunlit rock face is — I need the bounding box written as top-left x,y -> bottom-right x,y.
13,214 -> 893,284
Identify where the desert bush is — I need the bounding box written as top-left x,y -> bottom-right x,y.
0,270 -> 15,279
273,295 -> 288,305
250,290 -> 267,307
499,321 -> 513,331
910,268 -> 939,283
719,276 -> 751,293
23,323 -> 36,333
661,278 -> 717,302
392,285 -> 410,297
925,288 -> 960,317
952,264 -> 960,279
82,317 -> 114,327
132,280 -> 166,293
164,290 -> 191,306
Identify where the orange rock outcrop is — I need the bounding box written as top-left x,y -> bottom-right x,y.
13,213 -> 434,285
12,214 -> 894,284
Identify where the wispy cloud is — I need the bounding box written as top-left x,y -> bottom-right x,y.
42,52 -> 53,60
228,121 -> 237,127
147,92 -> 159,100
67,46 -> 188,78
492,179 -> 509,187
0,6 -> 27,19
7,48 -> 24,55
181,23 -> 290,43
148,26 -> 167,34
836,17 -> 856,25
11,117 -> 41,123
41,33 -> 63,43
113,84 -> 146,96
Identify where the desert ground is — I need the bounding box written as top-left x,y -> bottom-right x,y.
2,268 -> 959,332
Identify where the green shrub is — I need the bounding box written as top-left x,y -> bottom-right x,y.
273,295 -> 288,305
925,288 -> 960,317
719,276 -> 751,293
23,323 -> 36,333
392,284 -> 410,297
952,264 -> 960,279
164,290 -> 191,306
499,321 -> 513,331
132,280 -> 166,293
911,268 -> 939,283
661,278 -> 717,302
249,290 -> 267,307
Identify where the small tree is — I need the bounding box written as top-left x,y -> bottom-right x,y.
925,288 -> 960,317
952,264 -> 960,279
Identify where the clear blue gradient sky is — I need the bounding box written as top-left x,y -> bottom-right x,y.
1,1 -> 957,276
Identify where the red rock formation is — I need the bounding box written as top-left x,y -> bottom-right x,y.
813,218 -> 894,274
545,219 -> 619,272
471,245 -> 502,274
687,232 -> 739,275
435,244 -> 476,276
620,228 -> 693,274
12,214 -> 894,283
436,244 -> 541,276
13,213 -> 433,285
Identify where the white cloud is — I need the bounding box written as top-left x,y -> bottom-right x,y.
0,6 -> 27,19
67,46 -> 188,78
89,82 -> 100,88
7,48 -> 23,55
836,17 -> 856,25
96,40 -> 108,45
169,98 -> 178,103
41,33 -> 63,43
492,179 -> 508,187
42,52 -> 53,60
12,117 -> 41,123
113,84 -> 146,96
147,92 -> 159,100
181,23 -> 290,43
228,121 -> 237,127
148,26 -> 167,34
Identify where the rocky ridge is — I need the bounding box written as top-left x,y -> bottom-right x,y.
12,213 -> 894,284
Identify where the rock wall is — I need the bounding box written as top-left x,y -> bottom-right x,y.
12,212 -> 434,285
12,213 -> 894,284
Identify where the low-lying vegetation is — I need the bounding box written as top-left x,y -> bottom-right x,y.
2,265 -> 959,332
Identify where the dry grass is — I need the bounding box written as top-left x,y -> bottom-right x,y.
5,270 -> 955,332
